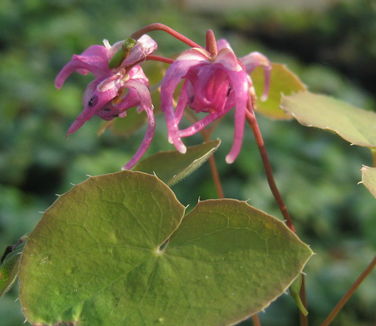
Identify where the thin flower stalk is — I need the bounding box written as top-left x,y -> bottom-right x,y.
246,107 -> 295,231
320,256 -> 376,326
131,23 -> 202,48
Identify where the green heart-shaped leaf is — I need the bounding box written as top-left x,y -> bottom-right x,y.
19,171 -> 312,326
281,92 -> 376,148
133,140 -> 221,185
361,165 -> 376,198
251,63 -> 307,120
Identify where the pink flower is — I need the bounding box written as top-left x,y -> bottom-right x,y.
160,38 -> 271,163
55,35 -> 158,169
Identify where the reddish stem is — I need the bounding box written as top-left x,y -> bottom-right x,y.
320,256 -> 376,326
131,23 -> 202,49
206,29 -> 218,57
186,116 -> 224,199
146,55 -> 174,64
246,106 -> 300,324
245,108 -> 295,232
251,314 -> 262,326
184,110 -> 224,198
207,152 -> 225,198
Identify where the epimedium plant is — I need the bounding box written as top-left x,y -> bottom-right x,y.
1,23 -> 375,326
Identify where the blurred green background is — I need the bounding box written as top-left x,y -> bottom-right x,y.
0,0 -> 375,325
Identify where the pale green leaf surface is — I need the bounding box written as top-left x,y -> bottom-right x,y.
281,92 -> 376,148
361,166 -> 376,198
133,140 -> 221,185
19,171 -> 312,326
251,63 -> 307,120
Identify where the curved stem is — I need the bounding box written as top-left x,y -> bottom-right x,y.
206,29 -> 218,57
184,110 -> 224,198
245,108 -> 295,232
246,107 -> 296,325
320,256 -> 376,326
131,23 -> 202,49
125,55 -> 174,76
205,141 -> 224,198
146,55 -> 174,64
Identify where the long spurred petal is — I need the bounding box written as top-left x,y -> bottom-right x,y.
160,49 -> 208,153
225,70 -> 249,163
240,52 -> 271,100
55,45 -> 111,88
121,80 -> 155,169
67,79 -> 119,135
175,81 -> 189,122
178,106 -> 230,138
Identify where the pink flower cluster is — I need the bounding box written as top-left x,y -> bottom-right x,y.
55,25 -> 271,169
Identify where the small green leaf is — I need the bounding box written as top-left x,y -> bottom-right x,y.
19,171 -> 312,326
251,63 -> 307,120
133,139 -> 221,185
108,38 -> 137,69
361,165 -> 376,198
289,274 -> 308,316
281,92 -> 376,148
0,238 -> 25,296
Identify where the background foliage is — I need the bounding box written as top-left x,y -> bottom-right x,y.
0,0 -> 375,325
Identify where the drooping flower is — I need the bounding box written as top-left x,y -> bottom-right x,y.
55,35 -> 158,169
160,38 -> 271,164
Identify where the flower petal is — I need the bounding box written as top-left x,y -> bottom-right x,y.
175,47 -> 210,62
175,81 -> 189,122
67,78 -> 119,135
225,70 -> 249,164
216,39 -> 233,51
187,64 -> 230,112
160,50 -> 208,153
127,65 -> 149,82
215,47 -> 243,72
55,45 -> 111,88
240,51 -> 271,100
178,103 -> 232,138
240,51 -> 271,72
121,80 -> 155,169
121,34 -> 158,67
111,88 -> 140,113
